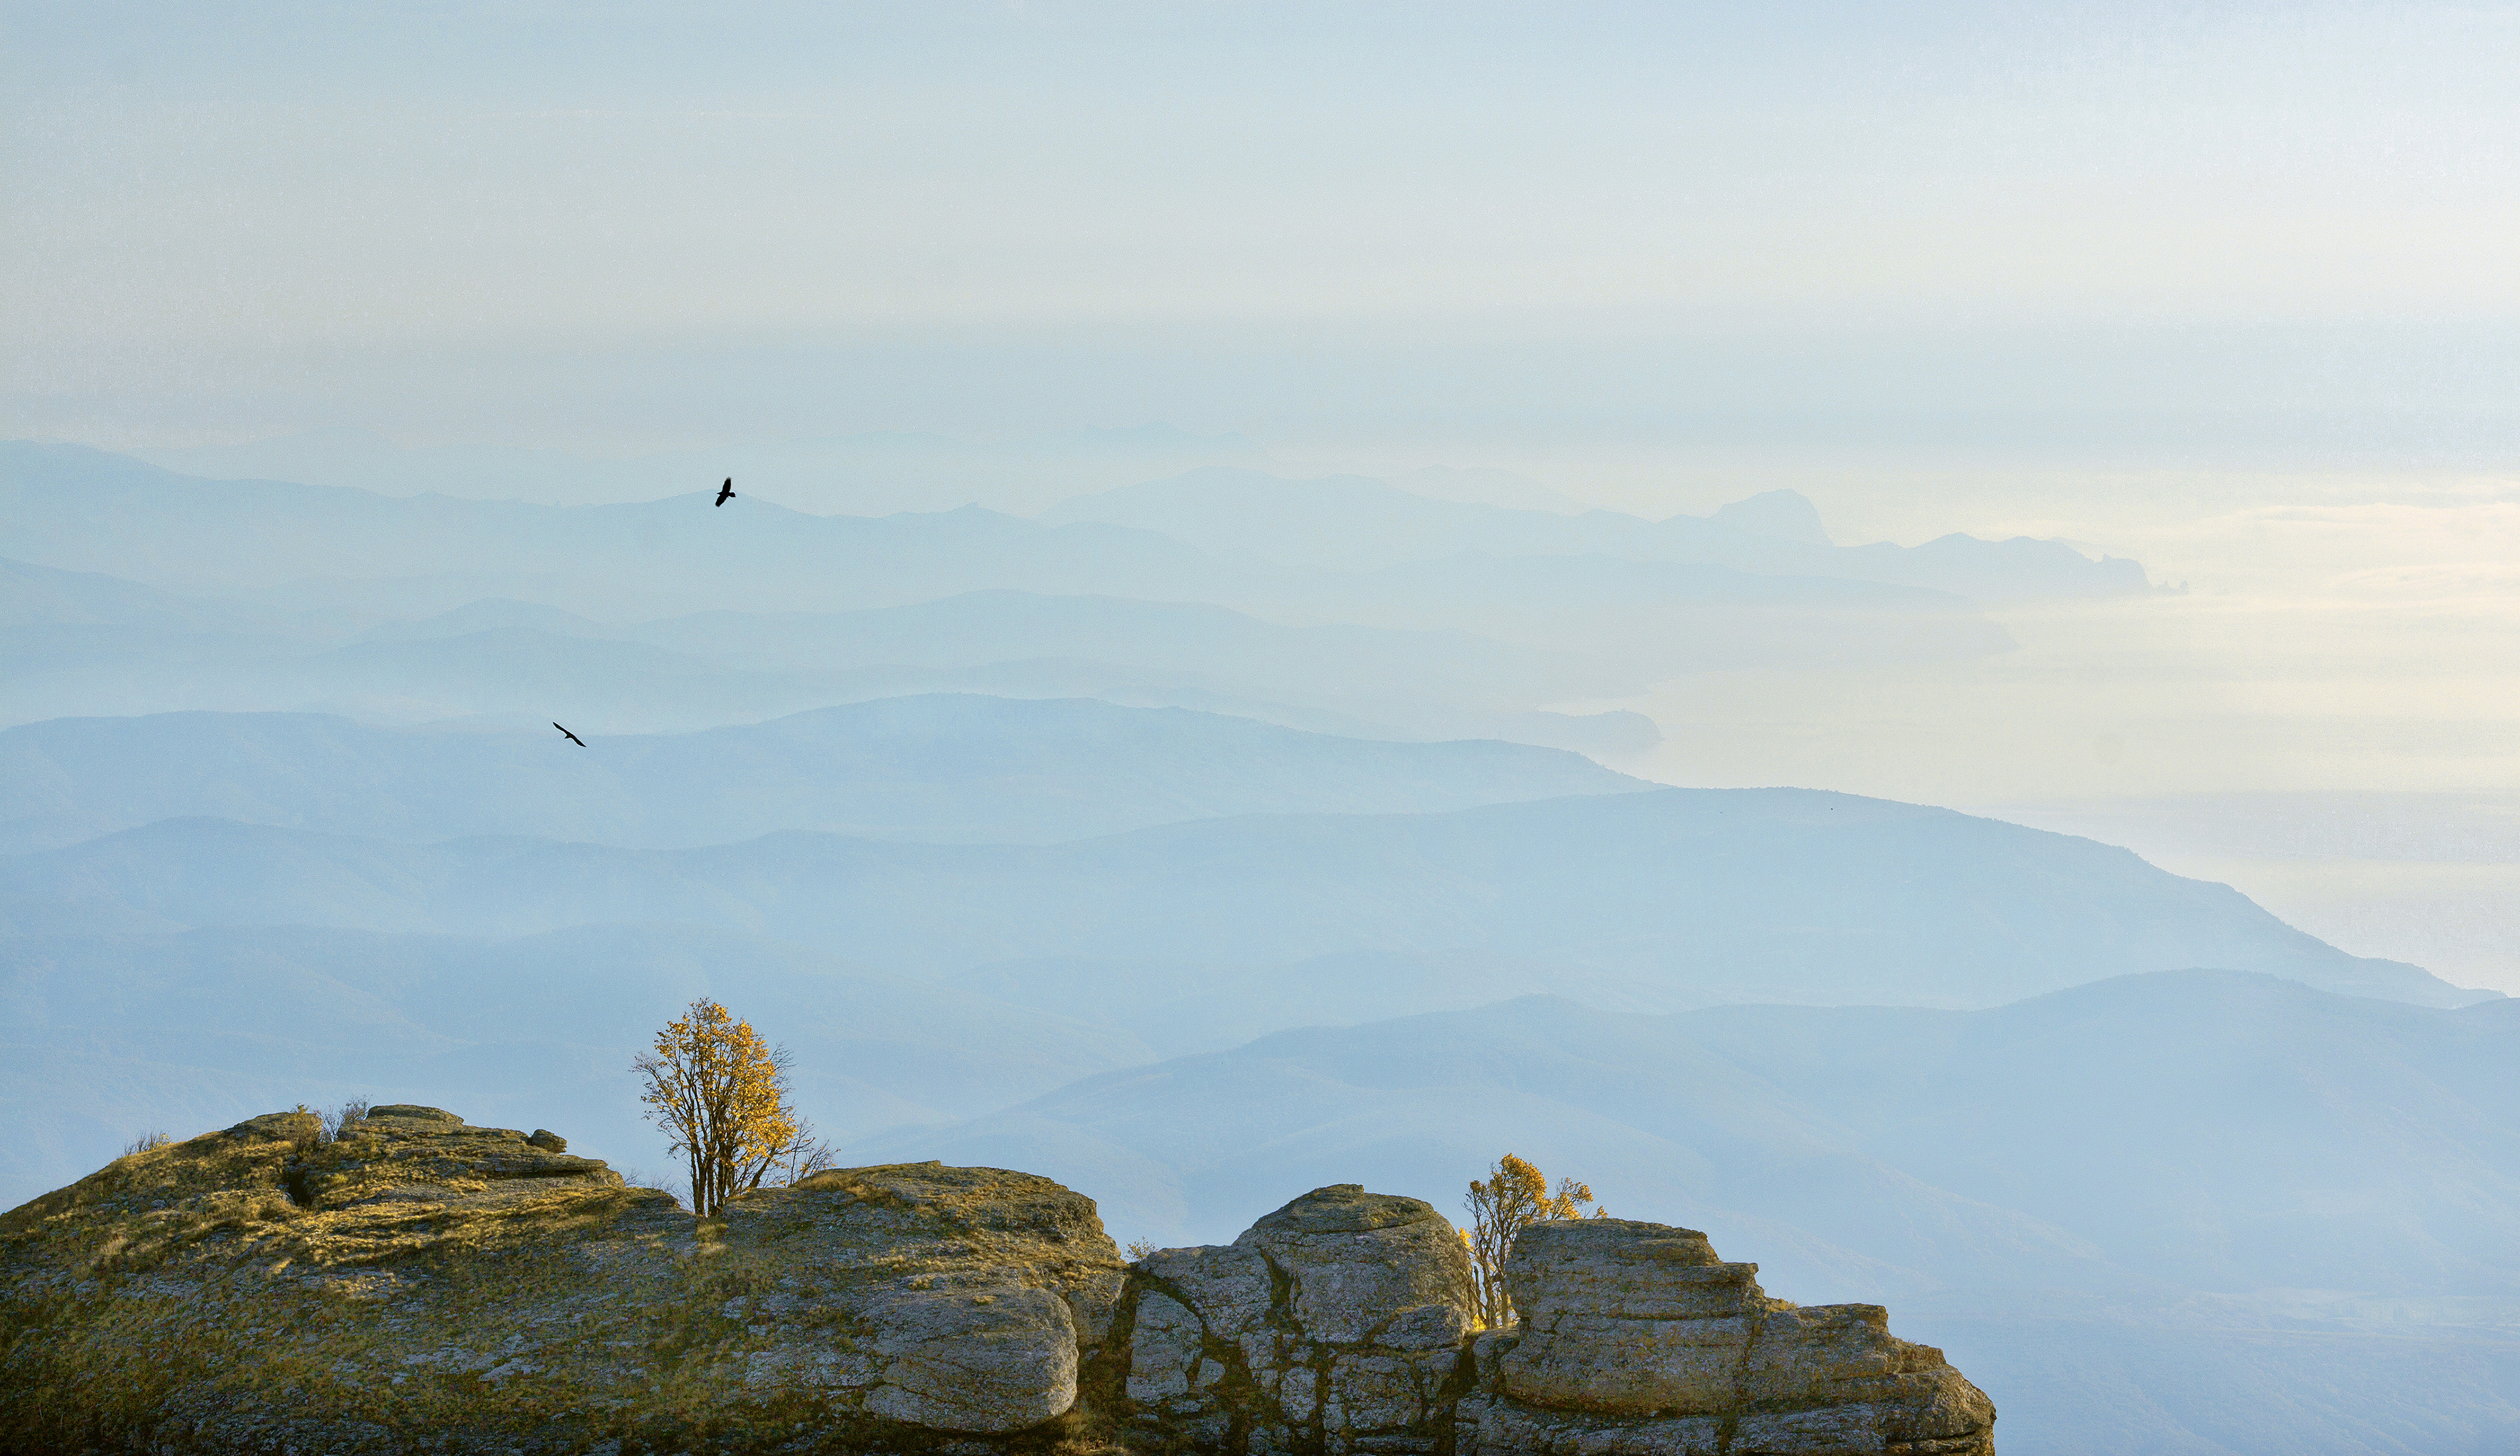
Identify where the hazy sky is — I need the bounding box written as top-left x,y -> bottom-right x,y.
7,2 -> 2517,461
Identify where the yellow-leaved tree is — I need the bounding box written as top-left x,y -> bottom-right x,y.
634,998 -> 834,1217
1462,1153 -> 1605,1327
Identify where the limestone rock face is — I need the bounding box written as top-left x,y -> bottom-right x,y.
1460,1219 -> 1996,1456
3,1113 -> 1991,1455
1123,1183 -> 1478,1455
859,1285 -> 1080,1432
0,1106 -> 1126,1454
721,1164 -> 1119,1435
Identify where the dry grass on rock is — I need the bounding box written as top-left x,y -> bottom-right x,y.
1,1104 -> 1129,1455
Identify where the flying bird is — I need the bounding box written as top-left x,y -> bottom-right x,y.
552,722 -> 586,747
714,477 -> 734,507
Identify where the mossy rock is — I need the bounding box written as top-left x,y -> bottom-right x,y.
0,1109 -> 1130,1455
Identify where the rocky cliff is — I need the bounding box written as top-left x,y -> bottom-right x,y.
0,1105 -> 1993,1455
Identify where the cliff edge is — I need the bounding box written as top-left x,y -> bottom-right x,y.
0,1105 -> 1993,1455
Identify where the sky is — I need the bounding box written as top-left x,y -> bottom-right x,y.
6,0 -> 2519,987
9,1 -> 2518,457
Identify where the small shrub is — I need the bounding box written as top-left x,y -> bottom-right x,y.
1125,1239 -> 1158,1261
761,1135 -> 842,1188
1462,1154 -> 1604,1327
319,1098 -> 371,1144
122,1131 -> 171,1157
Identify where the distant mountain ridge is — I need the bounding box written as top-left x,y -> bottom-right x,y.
5,559 -> 1659,743
0,919 -> 1155,1219
1,444 -> 2042,737
863,971 -> 2520,1288
0,696 -> 1645,853
1042,466 -> 2150,600
10,787 -> 2482,1010
852,973 -> 2520,1455
130,422 -> 1275,515
4,551 -> 1997,740
0,443 -> 1229,620
108,433 -> 2140,607
3,444 -> 2144,621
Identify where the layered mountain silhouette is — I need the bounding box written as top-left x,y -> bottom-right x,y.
878,972 -> 2520,1287
4,554 -> 1982,740
129,422 -> 1276,515
1044,466 -> 2150,599
3,446 -> 2085,746
0,920 -> 1153,1209
0,698 -> 1645,853
6,436 -> 2509,1456
8,786 -> 2476,1009
1,444 -> 1224,619
854,973 -> 2520,1456
3,444 -> 2139,621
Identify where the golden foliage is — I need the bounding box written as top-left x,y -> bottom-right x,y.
633,998 -> 832,1217
1461,1152 -> 1604,1327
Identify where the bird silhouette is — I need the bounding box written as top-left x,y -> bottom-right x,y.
552,722 -> 586,747
714,477 -> 734,507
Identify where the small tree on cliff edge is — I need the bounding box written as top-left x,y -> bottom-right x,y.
1462,1153 -> 1605,1327
634,998 -> 834,1217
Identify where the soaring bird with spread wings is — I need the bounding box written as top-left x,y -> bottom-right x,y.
714,477 -> 734,507
552,723 -> 586,747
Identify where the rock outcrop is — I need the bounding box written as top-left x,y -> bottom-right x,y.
0,1105 -> 1127,1454
1124,1183 -> 1477,1454
1461,1219 -> 1995,1455
0,1107 -> 1993,1455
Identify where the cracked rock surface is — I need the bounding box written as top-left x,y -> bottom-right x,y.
1458,1219 -> 1997,1455
1122,1184 -> 1478,1455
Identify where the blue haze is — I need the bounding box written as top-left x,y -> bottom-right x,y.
3,443 -> 2514,1455
9,8 -> 2519,1449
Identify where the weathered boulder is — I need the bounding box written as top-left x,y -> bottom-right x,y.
860,1285 -> 1080,1431
1459,1219 -> 1995,1455
366,1103 -> 462,1121
0,1105 -> 1127,1454
721,1164 -> 1123,1435
1123,1183 -> 1478,1455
